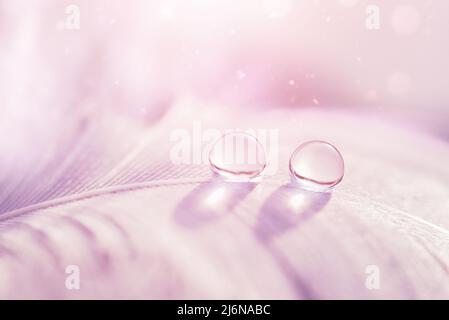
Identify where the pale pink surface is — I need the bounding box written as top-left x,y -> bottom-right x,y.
1,103 -> 449,299
1,1 -> 449,299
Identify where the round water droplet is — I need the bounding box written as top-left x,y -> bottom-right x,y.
289,141 -> 344,192
209,132 -> 267,182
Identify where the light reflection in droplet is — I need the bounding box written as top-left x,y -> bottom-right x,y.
289,140 -> 344,192
209,132 -> 267,182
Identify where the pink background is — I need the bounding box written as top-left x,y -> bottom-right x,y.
1,1 -> 449,299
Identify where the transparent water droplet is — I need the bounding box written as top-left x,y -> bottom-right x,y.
289,140 -> 344,192
209,132 -> 267,182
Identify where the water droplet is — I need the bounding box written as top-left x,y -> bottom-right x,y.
209,132 -> 267,182
289,141 -> 344,192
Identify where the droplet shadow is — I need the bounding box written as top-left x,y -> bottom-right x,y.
255,183 -> 331,299
256,184 -> 331,241
173,177 -> 256,228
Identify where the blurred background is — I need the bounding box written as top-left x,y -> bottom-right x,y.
1,0 -> 448,132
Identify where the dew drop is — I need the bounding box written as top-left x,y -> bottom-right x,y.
289,141 -> 344,192
209,132 -> 267,182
